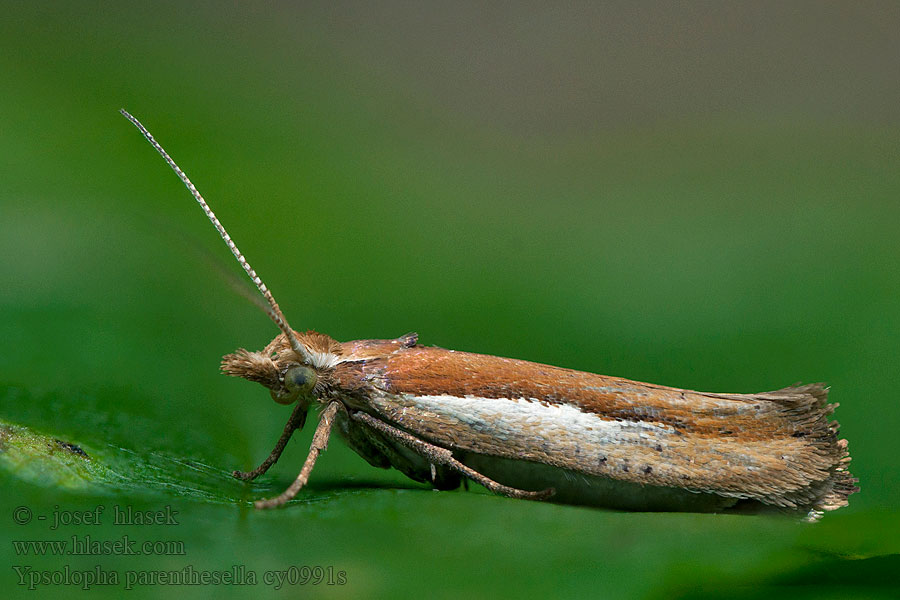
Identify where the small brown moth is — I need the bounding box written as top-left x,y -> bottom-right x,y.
121,110 -> 857,520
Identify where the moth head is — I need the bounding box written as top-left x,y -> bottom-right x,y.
221,330 -> 342,405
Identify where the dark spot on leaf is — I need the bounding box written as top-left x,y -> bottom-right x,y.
53,439 -> 89,459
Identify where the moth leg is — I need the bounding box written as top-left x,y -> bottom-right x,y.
351,411 -> 554,501
254,401 -> 342,509
338,413 -> 460,490
233,400 -> 308,481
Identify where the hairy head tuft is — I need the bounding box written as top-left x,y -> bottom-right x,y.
221,349 -> 280,387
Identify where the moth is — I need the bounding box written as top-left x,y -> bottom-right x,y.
121,110 -> 857,520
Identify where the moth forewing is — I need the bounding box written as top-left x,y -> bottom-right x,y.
123,110 -> 857,518
335,344 -> 856,518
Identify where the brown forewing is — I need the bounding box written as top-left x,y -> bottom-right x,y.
333,344 -> 854,511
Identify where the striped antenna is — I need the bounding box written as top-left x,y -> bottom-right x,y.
120,109 -> 313,365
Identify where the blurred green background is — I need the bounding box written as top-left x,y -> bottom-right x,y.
1,2 -> 898,598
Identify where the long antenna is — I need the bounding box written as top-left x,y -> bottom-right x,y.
120,109 -> 313,365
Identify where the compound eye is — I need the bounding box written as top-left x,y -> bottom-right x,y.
283,365 -> 317,396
